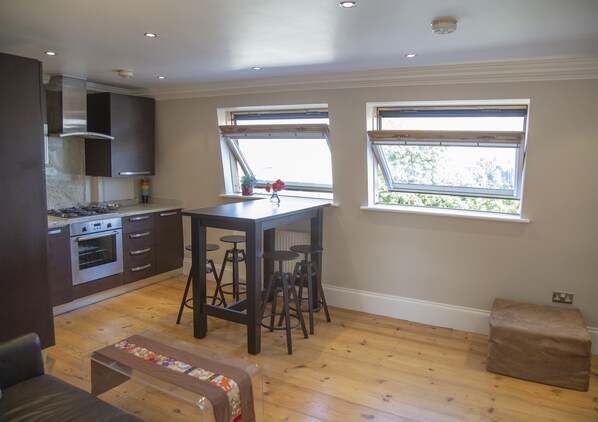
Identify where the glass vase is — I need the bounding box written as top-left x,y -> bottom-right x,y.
269,192 -> 280,205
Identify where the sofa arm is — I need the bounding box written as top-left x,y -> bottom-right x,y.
0,332 -> 45,389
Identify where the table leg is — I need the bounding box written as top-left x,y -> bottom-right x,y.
310,208 -> 324,309
263,228 -> 275,289
191,218 -> 207,339
245,224 -> 262,355
90,359 -> 130,396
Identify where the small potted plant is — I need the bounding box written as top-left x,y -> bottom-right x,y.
240,174 -> 257,196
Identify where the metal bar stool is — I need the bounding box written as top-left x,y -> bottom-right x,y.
261,250 -> 308,355
289,244 -> 331,335
217,235 -> 247,302
176,243 -> 225,324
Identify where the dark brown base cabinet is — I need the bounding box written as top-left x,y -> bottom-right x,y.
47,227 -> 73,306
155,209 -> 184,274
0,53 -> 55,348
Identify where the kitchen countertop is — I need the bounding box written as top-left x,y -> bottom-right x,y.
47,202 -> 183,228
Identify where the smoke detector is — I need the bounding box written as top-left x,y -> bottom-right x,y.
116,69 -> 134,78
431,16 -> 457,35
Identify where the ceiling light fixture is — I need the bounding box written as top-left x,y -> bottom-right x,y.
405,53 -> 417,58
144,32 -> 158,38
116,69 -> 134,78
339,1 -> 356,8
45,51 -> 57,56
157,76 -> 166,80
431,16 -> 457,35
251,66 -> 262,70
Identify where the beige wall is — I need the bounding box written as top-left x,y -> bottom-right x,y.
153,78 -> 598,327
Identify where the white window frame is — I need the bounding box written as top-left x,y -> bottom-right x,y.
219,108 -> 332,194
366,100 -> 530,211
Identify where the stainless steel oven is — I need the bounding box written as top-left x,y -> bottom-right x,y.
70,217 -> 123,285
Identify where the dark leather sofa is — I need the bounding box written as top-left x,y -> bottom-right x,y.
0,333 -> 143,421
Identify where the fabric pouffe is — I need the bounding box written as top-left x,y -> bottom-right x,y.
486,298 -> 591,391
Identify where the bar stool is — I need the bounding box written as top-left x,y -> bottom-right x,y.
289,244 -> 331,335
261,250 -> 308,355
217,235 -> 247,302
176,243 -> 225,324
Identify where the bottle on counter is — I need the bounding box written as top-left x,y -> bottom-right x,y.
140,177 -> 150,203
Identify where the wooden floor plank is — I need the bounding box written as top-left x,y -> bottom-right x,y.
46,275 -> 598,421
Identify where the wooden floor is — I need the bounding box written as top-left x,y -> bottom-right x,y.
46,275 -> 598,421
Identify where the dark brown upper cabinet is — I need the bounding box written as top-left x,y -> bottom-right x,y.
85,92 -> 155,177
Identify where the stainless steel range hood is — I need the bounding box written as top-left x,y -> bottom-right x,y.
46,75 -> 114,140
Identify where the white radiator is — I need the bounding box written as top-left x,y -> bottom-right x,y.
275,230 -> 310,272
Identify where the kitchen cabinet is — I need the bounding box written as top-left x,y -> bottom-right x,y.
155,209 -> 184,274
122,213 -> 156,283
85,92 -> 155,177
0,53 -> 55,348
47,227 -> 73,306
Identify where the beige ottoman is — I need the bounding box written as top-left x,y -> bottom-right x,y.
486,298 -> 591,391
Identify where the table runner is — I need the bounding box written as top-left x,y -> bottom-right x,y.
95,334 -> 255,422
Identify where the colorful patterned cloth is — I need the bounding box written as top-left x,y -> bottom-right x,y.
114,340 -> 243,421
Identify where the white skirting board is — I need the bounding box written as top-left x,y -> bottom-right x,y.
322,284 -> 598,355
184,258 -> 598,355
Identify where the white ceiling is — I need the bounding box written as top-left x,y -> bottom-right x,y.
1,0 -> 597,91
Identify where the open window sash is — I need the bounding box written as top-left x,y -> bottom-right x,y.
368,130 -> 526,199
220,124 -> 332,192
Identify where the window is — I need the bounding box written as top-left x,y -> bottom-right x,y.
368,105 -> 528,214
220,109 -> 332,196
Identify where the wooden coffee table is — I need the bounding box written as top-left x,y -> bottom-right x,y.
88,330 -> 260,421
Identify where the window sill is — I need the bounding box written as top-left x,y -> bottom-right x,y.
360,204 -> 530,223
220,193 -> 339,207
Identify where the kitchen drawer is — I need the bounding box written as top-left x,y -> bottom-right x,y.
123,229 -> 155,250
124,246 -> 156,269
122,213 -> 154,234
124,260 -> 156,284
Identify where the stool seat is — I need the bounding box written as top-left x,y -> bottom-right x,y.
263,250 -> 299,262
185,243 -> 220,252
220,235 -> 246,244
289,244 -> 323,255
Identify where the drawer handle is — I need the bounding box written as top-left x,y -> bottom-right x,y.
159,211 -> 178,217
129,231 -> 151,239
129,215 -> 149,221
119,171 -> 151,176
131,263 -> 151,272
130,248 -> 151,256
48,229 -> 62,235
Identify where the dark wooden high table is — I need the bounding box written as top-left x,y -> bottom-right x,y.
182,197 -> 331,355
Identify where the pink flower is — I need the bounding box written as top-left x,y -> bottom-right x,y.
266,179 -> 285,193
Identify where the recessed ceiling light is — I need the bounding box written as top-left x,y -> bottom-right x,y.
339,1 -> 356,8
251,66 -> 262,70
144,32 -> 158,38
157,76 -> 166,80
405,53 -> 417,58
44,51 -> 57,56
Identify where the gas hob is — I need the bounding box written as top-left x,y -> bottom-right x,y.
47,205 -> 119,222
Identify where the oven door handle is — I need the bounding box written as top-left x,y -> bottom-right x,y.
75,230 -> 121,242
